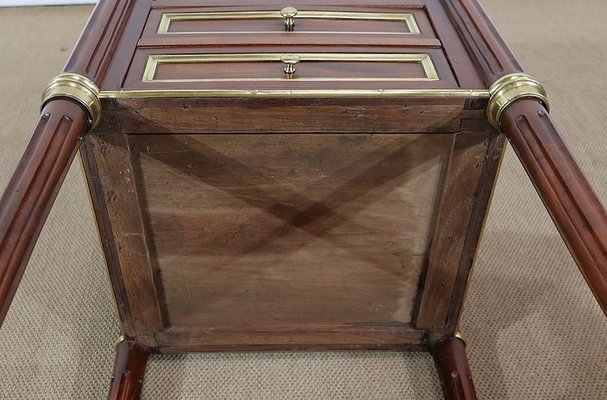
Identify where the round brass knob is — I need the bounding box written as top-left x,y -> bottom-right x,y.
281,54 -> 300,78
280,6 -> 298,31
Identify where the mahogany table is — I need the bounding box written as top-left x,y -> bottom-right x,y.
0,1 -> 606,399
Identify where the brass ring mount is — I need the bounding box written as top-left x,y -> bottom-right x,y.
487,73 -> 549,129
41,72 -> 102,129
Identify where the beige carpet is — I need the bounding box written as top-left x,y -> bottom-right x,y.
0,1 -> 606,398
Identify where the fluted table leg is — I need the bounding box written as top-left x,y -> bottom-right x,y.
0,99 -> 89,325
502,99 -> 607,316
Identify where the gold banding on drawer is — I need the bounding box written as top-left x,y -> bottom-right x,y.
157,9 -> 421,35
141,53 -> 440,83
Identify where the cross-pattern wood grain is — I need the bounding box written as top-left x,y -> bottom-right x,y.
128,133 -> 452,346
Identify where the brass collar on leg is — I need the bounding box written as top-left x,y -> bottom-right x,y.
114,335 -> 126,348
454,331 -> 467,347
41,73 -> 102,129
486,73 -> 549,129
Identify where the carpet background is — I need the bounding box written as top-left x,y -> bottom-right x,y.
0,1 -> 606,398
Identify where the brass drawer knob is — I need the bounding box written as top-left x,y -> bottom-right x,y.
281,54 -> 300,78
280,6 -> 298,31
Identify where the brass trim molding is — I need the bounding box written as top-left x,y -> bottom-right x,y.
487,73 -> 549,129
41,73 -> 102,128
158,10 -> 420,35
142,53 -> 439,83
100,88 -> 489,99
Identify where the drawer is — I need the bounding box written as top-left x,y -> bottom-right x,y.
140,4 -> 440,47
123,48 -> 458,92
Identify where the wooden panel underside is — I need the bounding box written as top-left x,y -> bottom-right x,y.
150,325 -> 428,353
80,134 -> 164,337
128,134 -> 453,341
96,97 -> 471,134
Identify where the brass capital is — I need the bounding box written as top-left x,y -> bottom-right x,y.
486,73 -> 549,129
41,73 -> 102,129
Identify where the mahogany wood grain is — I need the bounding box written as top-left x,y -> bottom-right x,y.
424,0 -> 485,89
95,0 -> 489,93
432,336 -> 477,400
101,0 -> 153,90
439,0 -> 521,85
140,5 -> 439,45
124,46 -> 459,92
151,59 -> 432,82
0,0 -> 139,329
108,339 -> 150,400
65,0 -> 137,85
502,99 -> 607,316
0,100 -> 89,326
438,0 -> 607,326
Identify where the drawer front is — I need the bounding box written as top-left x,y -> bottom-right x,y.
140,5 -> 439,47
124,48 -> 457,92
103,0 -> 487,96
144,53 -> 438,83
101,0 -> 488,94
157,10 -> 421,34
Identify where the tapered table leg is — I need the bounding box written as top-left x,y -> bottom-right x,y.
501,98 -> 607,316
487,73 -> 607,317
108,338 -> 150,400
0,99 -> 89,325
432,336 -> 477,400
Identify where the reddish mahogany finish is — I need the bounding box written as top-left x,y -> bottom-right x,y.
64,0 -> 135,84
502,99 -> 607,316
108,339 -> 150,400
443,0 -> 607,315
439,0 -> 522,85
432,337 -> 477,400
0,0 -> 132,327
0,100 -> 89,325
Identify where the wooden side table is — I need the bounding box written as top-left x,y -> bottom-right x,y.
0,1 -> 605,399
